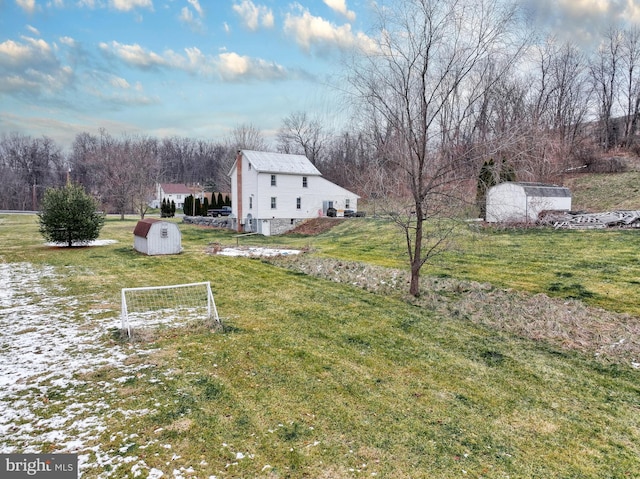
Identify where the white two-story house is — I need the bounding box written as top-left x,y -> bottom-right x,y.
229,150 -> 359,236
152,183 -> 193,210
151,183 -> 208,211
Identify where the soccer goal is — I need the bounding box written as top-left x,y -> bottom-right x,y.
121,281 -> 220,336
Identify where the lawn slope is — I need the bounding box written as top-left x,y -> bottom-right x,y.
0,214 -> 638,478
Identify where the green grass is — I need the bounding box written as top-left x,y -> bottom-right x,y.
0,214 -> 639,478
566,171 -> 640,212
278,218 -> 640,317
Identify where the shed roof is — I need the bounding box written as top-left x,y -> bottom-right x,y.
497,182 -> 571,198
240,150 -> 322,176
133,218 -> 161,238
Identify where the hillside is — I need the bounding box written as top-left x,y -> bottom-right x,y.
558,153 -> 638,211
565,170 -> 640,212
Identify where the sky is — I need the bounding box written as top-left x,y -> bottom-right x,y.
1,0 -> 640,152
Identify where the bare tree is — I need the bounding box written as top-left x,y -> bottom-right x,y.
589,27 -> 623,150
0,133 -> 65,210
347,0 -> 526,296
69,132 -> 101,195
509,38 -> 591,181
226,123 -> 268,151
129,136 -> 160,219
276,111 -> 327,165
76,131 -> 160,219
619,27 -> 640,147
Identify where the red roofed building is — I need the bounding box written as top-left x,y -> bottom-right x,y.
152,183 -> 202,210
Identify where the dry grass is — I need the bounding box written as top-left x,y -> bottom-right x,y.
267,255 -> 640,368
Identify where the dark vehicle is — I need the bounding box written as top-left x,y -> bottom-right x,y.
344,209 -> 355,217
207,206 -> 232,217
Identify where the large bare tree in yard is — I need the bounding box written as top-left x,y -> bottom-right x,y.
347,0 -> 525,296
277,111 -> 327,165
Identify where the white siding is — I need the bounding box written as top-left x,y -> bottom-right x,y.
486,182 -> 571,223
134,222 -> 182,255
252,174 -> 358,219
230,149 -> 360,235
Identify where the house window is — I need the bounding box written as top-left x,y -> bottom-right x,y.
248,162 -> 252,170
271,174 -> 277,186
296,197 -> 301,209
271,197 -> 277,209
345,199 -> 350,209
302,176 -> 308,187
249,196 -> 253,209
177,195 -> 182,200
161,227 -> 168,238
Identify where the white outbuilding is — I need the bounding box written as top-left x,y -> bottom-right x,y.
133,219 -> 182,255
486,182 -> 572,223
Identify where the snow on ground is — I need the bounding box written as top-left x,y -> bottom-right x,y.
216,246 -> 301,257
46,240 -> 118,247
0,262 -> 182,477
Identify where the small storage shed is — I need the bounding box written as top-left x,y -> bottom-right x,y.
133,219 -> 182,255
486,182 -> 572,223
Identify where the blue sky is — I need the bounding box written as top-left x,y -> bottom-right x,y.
1,0 -> 638,151
0,0 -> 375,149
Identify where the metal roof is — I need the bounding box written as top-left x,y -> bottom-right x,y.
500,182 -> 571,198
241,150 -> 322,176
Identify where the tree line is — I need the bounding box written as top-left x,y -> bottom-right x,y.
2,17 -> 639,216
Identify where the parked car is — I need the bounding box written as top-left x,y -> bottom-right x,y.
207,206 -> 232,217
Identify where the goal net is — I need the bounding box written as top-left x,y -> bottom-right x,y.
121,281 -> 220,336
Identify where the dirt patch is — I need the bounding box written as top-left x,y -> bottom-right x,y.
286,218 -> 347,235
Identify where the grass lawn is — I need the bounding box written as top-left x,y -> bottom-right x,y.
0,214 -> 638,478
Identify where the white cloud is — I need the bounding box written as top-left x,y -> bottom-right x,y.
109,75 -> 130,89
180,7 -> 194,23
179,0 -> 205,30
99,41 -> 166,68
0,37 -> 73,95
109,0 -> 153,12
523,0 -> 640,48
59,36 -> 76,47
284,6 -> 373,53
187,0 -> 203,17
232,0 -> 274,30
216,51 -> 286,81
323,0 -> 355,22
16,0 -> 36,14
98,41 -> 288,82
0,37 -> 54,66
26,25 -> 41,36
179,4 -> 204,32
81,69 -> 157,106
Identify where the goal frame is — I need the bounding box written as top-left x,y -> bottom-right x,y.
121,281 -> 219,336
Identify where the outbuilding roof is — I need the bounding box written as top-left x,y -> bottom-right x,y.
500,182 -> 572,198
240,150 -> 322,176
133,218 -> 161,238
